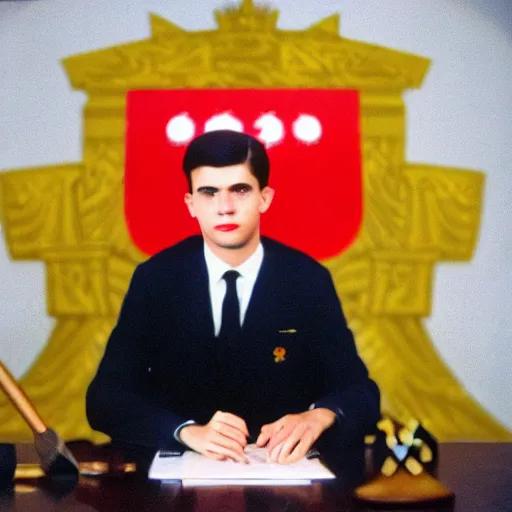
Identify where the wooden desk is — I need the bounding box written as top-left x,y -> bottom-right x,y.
1,443 -> 511,511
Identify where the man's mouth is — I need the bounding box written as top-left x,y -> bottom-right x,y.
215,224 -> 239,232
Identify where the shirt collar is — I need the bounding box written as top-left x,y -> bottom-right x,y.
203,241 -> 264,285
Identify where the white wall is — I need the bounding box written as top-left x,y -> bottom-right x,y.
1,0 -> 511,428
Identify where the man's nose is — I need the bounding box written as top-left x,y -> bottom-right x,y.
217,191 -> 235,215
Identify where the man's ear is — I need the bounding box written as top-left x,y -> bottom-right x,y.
259,186 -> 275,214
184,193 -> 196,218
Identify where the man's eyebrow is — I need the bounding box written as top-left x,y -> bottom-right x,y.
229,183 -> 253,191
196,186 -> 219,193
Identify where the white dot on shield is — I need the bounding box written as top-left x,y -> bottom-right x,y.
254,113 -> 284,147
166,113 -> 195,145
204,113 -> 244,133
292,115 -> 322,144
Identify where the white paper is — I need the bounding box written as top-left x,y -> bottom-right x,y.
149,453 -> 184,480
149,444 -> 335,484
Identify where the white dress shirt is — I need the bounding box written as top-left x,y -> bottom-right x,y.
204,241 -> 264,336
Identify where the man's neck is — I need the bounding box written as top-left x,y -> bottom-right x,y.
205,237 -> 261,268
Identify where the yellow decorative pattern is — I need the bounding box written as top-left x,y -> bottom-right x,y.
404,165 -> 485,259
1,166 -> 82,258
46,250 -> 110,316
369,253 -> 435,316
0,0 -> 509,442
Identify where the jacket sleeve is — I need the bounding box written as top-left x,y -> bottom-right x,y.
310,266 -> 381,445
86,263 -> 187,449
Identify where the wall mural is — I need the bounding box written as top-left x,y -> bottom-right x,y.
0,0 -> 509,442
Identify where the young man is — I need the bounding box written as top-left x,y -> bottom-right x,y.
87,130 -> 380,466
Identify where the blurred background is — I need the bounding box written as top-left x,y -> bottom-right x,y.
0,0 -> 511,439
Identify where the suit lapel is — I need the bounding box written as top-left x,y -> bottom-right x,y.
242,240 -> 279,335
185,244 -> 215,338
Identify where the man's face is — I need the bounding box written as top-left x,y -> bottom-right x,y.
184,163 -> 274,252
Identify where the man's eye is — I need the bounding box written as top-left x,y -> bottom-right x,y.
235,186 -> 251,195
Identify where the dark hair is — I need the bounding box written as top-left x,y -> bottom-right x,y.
182,130 -> 270,192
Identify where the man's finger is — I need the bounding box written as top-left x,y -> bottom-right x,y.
209,430 -> 246,457
266,422 -> 294,454
283,430 -> 314,464
270,441 -> 285,463
256,433 -> 269,447
276,425 -> 306,464
213,421 -> 248,446
215,412 -> 249,436
207,441 -> 248,463
256,424 -> 273,447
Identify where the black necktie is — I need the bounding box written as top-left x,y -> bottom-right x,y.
218,270 -> 241,342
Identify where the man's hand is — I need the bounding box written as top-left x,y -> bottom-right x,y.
179,411 -> 249,463
256,408 -> 336,464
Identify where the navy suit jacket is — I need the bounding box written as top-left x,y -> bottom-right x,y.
87,235 -> 380,451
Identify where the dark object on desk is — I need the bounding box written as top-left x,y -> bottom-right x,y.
0,443 -> 16,490
368,417 -> 439,478
14,456 -> 135,479
0,360 -> 79,480
14,442 -> 137,480
354,417 -> 453,507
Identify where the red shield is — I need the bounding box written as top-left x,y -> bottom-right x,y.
125,89 -> 362,261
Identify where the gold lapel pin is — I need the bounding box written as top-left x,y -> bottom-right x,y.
273,347 -> 286,363
278,329 -> 297,333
